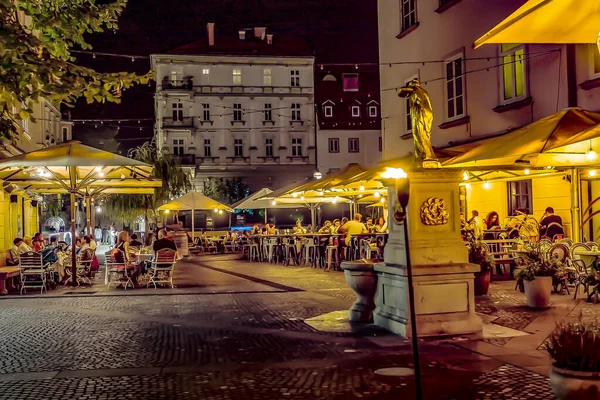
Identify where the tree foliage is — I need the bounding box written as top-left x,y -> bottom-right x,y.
203,177 -> 250,205
0,0 -> 151,139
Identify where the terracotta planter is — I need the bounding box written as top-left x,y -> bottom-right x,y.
523,276 -> 552,308
474,271 -> 491,296
550,366 -> 600,400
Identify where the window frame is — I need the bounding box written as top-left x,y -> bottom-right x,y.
264,103 -> 272,121
507,179 -> 533,216
401,0 -> 417,32
590,44 -> 600,80
291,103 -> 301,121
264,68 -> 272,86
324,105 -> 333,117
204,139 -> 211,157
233,103 -> 243,121
290,70 -> 300,87
351,105 -> 361,118
444,53 -> 466,121
172,101 -> 183,121
265,137 -> 274,157
348,138 -> 360,153
342,73 -> 359,92
500,43 -> 528,104
328,138 -> 339,153
172,138 -> 185,157
291,138 -> 303,156
233,69 -> 242,86
368,105 -> 378,118
234,138 -> 243,157
202,103 -> 210,121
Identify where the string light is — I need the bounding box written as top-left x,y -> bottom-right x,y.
590,169 -> 597,177
374,191 -> 381,198
483,181 -> 491,189
524,169 -> 530,175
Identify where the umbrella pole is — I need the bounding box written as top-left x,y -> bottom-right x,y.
310,205 -> 316,227
85,196 -> 92,236
70,189 -> 77,286
192,208 -> 195,241
265,209 -> 268,224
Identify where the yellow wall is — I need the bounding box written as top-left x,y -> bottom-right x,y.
466,175 -> 572,236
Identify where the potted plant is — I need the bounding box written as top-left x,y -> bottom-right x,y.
546,319 -> 600,399
513,250 -> 563,308
468,241 -> 495,296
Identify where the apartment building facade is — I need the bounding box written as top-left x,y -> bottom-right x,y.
315,64 -> 382,174
151,24 -> 317,192
377,0 -> 600,237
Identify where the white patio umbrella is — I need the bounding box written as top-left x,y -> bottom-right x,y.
158,191 -> 233,234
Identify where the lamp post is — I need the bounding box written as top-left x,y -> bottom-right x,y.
381,167 -> 422,400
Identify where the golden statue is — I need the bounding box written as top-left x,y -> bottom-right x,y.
397,79 -> 438,163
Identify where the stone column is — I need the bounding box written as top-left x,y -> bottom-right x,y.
373,169 -> 482,338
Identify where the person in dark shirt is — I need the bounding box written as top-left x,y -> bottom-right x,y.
153,229 -> 177,253
129,234 -> 143,247
539,207 -> 564,239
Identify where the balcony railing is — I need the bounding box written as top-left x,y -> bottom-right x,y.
176,154 -> 196,165
162,78 -> 194,90
163,117 -> 194,128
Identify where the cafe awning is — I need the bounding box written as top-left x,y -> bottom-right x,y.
474,0 -> 600,48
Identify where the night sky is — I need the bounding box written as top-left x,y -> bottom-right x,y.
71,0 -> 379,152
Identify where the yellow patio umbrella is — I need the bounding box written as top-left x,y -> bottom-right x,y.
474,0 -> 600,48
443,108 -> 600,169
271,164 -> 368,197
157,191 -> 233,235
0,142 -> 158,286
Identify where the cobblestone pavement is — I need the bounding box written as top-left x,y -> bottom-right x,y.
0,255 -> 567,399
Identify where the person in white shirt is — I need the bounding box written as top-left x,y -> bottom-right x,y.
94,226 -> 102,244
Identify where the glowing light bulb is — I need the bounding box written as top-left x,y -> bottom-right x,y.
380,167 -> 407,179
120,174 -> 126,179
95,206 -> 102,213
95,166 -> 102,172
462,171 -> 469,181
332,197 -> 338,204
483,181 -> 491,189
358,194 -> 363,198
99,172 -> 105,177
292,192 -> 298,198
359,182 -> 365,191
465,183 -> 471,189
218,210 -> 223,214
524,169 -> 530,175
164,210 -> 170,214
214,208 -> 218,212
587,149 -> 598,162
546,166 -> 552,170
590,169 -> 597,177
271,200 -> 276,206
300,195 -> 305,200
374,191 -> 381,198
380,197 -> 385,203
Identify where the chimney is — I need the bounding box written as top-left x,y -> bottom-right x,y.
239,30 -> 246,40
266,34 -> 273,45
207,22 -> 215,46
254,27 -> 266,40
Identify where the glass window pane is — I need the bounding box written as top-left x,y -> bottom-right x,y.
503,55 -> 513,100
456,77 -> 463,96
456,96 -> 463,116
447,81 -> 454,99
446,62 -> 453,79
515,49 -> 525,97
501,43 -> 519,52
447,99 -> 454,118
455,59 -> 462,76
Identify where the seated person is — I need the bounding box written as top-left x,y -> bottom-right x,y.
293,220 -> 306,234
32,232 -> 45,252
539,207 -> 564,239
23,236 -> 34,251
6,238 -> 24,266
153,229 -> 178,268
129,234 -> 143,247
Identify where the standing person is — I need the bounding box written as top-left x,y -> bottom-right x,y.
94,226 -> 102,245
101,226 -> 108,244
539,207 -> 564,239
109,224 -> 116,246
339,213 -> 368,247
467,210 -> 484,239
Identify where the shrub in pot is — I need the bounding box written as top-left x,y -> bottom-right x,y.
513,250 -> 563,308
546,319 -> 600,399
468,241 -> 495,296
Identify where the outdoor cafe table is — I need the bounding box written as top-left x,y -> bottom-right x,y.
574,250 -> 600,268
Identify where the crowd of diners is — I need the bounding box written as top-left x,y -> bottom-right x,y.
461,206 -> 565,241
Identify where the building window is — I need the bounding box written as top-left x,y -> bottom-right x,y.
501,43 -> 526,103
264,69 -> 272,86
369,106 -> 378,117
204,139 -> 211,157
233,104 -> 243,121
351,105 -> 361,117
172,101 -> 183,121
62,127 -> 68,142
508,180 -> 533,215
233,69 -> 242,86
202,68 -> 210,75
291,138 -> 302,156
264,104 -> 272,121
378,137 -> 382,152
348,138 -> 359,153
590,45 -> 600,78
173,139 -> 184,156
328,138 -> 339,153
401,0 -> 417,31
445,55 -> 465,119
234,138 -> 243,157
202,103 -> 210,121
291,103 -> 301,121
291,70 -> 300,87
342,73 -> 359,92
265,138 -> 273,157
324,105 -> 333,117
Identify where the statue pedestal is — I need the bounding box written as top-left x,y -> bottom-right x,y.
374,169 -> 482,337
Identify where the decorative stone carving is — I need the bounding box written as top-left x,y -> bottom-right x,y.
419,197 -> 449,226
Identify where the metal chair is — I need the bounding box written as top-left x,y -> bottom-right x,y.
105,249 -> 133,290
19,251 -> 48,295
571,243 -> 591,261
147,248 -> 177,289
